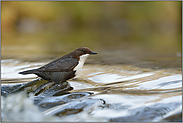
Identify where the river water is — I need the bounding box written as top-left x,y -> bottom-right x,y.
1,57 -> 182,122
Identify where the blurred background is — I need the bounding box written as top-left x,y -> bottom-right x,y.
1,1 -> 182,69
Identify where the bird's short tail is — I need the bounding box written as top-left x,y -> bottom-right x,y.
18,69 -> 37,75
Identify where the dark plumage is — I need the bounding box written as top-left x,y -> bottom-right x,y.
19,47 -> 97,83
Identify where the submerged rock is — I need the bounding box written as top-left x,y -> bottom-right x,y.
37,92 -> 93,111
1,78 -> 73,97
33,81 -> 73,105
43,98 -> 105,116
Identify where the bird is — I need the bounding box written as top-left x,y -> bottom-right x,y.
19,47 -> 97,83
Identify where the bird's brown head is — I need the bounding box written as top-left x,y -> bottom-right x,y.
74,47 -> 97,56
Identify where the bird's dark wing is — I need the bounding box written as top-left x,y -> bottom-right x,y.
38,58 -> 78,72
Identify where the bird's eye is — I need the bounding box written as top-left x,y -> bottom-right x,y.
83,50 -> 86,53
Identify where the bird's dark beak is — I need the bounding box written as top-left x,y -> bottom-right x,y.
90,52 -> 97,54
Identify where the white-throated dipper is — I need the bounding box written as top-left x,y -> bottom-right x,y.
19,47 -> 97,83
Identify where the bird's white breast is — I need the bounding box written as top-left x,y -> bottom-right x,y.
74,54 -> 90,76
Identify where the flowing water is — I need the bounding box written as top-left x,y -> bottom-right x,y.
1,58 -> 182,122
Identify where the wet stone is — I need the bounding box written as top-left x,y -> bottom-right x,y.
33,82 -> 74,105
1,78 -> 75,106
110,102 -> 182,122
1,78 -> 49,96
43,98 -> 106,117
37,92 -> 93,111
1,84 -> 22,96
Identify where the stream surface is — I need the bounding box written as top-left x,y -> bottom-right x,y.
1,59 -> 182,122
